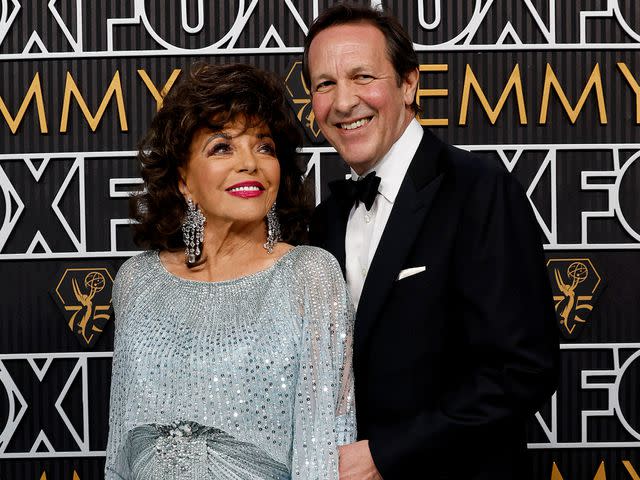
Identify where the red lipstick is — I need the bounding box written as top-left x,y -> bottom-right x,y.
225,181 -> 265,198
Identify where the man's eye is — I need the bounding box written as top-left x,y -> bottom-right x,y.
355,74 -> 374,83
315,81 -> 334,92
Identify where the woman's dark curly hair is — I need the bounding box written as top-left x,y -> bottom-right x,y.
131,62 -> 310,251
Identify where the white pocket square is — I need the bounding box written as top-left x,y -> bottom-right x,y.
397,266 -> 426,281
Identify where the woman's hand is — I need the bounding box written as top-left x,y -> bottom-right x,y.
338,440 -> 383,479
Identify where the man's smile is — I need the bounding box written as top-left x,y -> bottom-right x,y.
337,117 -> 373,131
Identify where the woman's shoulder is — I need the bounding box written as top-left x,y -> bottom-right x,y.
282,246 -> 343,284
286,245 -> 341,269
114,250 -> 158,285
111,251 -> 160,314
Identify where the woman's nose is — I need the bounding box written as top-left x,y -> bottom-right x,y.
237,149 -> 258,172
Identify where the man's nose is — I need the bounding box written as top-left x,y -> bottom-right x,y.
333,82 -> 359,114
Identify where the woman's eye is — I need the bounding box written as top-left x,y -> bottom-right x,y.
210,143 -> 231,155
259,143 -> 276,155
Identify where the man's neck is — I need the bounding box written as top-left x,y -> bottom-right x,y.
351,112 -> 416,177
351,118 -> 422,180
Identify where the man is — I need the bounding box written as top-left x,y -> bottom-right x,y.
304,5 -> 559,479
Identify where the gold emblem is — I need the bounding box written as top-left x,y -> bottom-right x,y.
40,472 -> 81,480
51,267 -> 114,348
547,258 -> 603,339
284,60 -> 325,143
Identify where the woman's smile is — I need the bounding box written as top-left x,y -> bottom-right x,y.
225,180 -> 266,198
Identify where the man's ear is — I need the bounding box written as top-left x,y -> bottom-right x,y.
403,68 -> 420,107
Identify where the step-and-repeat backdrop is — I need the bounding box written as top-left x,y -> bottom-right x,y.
1,1 -> 639,478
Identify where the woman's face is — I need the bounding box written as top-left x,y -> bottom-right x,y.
179,119 -> 280,229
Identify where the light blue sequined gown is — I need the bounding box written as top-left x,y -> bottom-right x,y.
105,246 -> 356,479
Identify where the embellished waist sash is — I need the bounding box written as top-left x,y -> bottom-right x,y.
124,422 -> 290,480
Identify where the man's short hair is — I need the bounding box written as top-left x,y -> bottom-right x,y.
302,4 -> 420,113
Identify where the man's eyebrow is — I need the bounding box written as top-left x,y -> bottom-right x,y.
347,65 -> 372,75
310,72 -> 332,84
256,133 -> 273,140
312,66 -> 371,83
202,132 -> 231,152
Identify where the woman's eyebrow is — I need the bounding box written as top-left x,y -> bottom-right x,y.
201,132 -> 231,151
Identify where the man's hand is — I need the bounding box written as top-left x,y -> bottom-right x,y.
338,440 -> 382,479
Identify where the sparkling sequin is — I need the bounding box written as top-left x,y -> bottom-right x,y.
105,246 -> 356,479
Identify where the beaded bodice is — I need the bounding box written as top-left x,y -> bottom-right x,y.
105,246 -> 356,479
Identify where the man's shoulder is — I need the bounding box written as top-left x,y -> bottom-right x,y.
414,137 -> 512,200
443,142 -> 505,180
414,128 -> 508,185
431,139 -> 532,218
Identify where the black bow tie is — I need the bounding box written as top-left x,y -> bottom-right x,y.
329,171 -> 381,211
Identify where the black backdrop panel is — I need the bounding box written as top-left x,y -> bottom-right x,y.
1,1 -> 639,478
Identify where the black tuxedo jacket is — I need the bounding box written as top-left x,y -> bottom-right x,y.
310,128 -> 559,479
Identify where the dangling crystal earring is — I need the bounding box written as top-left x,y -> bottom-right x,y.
182,199 -> 206,264
263,202 -> 281,254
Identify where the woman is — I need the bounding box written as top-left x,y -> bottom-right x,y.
105,63 -> 356,479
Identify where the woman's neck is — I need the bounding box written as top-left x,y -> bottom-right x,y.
201,221 -> 262,260
160,220 -> 290,282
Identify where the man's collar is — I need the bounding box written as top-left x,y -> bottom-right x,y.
351,119 -> 424,203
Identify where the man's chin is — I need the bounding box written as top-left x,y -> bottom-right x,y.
343,157 -> 377,175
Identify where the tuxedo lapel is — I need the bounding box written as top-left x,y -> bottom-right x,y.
354,129 -> 447,356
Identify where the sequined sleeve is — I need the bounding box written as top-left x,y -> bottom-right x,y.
105,255 -> 139,479
290,248 -> 357,479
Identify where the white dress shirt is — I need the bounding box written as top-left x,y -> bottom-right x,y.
345,119 -> 424,308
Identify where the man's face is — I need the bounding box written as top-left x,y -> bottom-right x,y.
307,22 -> 418,174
